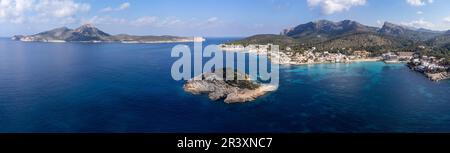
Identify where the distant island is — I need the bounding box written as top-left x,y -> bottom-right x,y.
221,20 -> 450,81
12,24 -> 205,43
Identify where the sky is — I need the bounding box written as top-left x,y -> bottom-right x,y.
1,0 -> 450,37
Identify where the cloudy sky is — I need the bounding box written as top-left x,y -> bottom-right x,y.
1,0 -> 450,37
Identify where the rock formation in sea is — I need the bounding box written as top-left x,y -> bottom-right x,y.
183,68 -> 276,103
425,72 -> 450,81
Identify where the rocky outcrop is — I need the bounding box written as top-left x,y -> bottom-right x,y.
183,68 -> 276,103
408,57 -> 450,81
425,72 -> 450,81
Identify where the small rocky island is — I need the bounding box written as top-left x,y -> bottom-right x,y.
12,24 -> 204,43
183,68 -> 276,103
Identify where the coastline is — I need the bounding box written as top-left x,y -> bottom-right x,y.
10,24 -> 207,45
1,37 -> 450,132
12,32 -> 206,44
13,39 -> 205,44
221,47 -> 449,82
219,47 -> 383,66
278,57 -> 382,65
425,72 -> 450,81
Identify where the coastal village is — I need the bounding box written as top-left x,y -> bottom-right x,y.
219,44 -> 450,81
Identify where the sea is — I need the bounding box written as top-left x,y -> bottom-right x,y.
0,37 -> 450,132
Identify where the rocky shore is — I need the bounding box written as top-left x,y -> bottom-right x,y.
408,56 -> 450,81
425,72 -> 450,81
183,68 -> 276,103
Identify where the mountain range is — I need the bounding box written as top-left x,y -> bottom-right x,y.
231,20 -> 450,58
12,24 -> 203,43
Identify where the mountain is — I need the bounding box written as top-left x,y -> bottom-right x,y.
417,28 -> 442,33
283,20 -> 378,43
315,33 -> 404,53
13,24 -> 202,43
232,20 -> 397,51
229,20 -> 450,57
378,22 -> 442,41
13,27 -> 74,42
65,24 -> 111,41
34,27 -> 73,40
428,32 -> 450,47
378,22 -> 411,35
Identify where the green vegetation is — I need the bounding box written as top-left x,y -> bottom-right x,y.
230,34 -> 298,50
208,68 -> 261,90
228,20 -> 450,60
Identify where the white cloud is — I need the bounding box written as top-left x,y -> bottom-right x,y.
307,0 -> 366,15
35,0 -> 90,18
396,18 -> 450,31
0,0 -> 90,24
130,16 -> 158,26
376,20 -> 383,25
130,16 -> 218,28
82,16 -> 127,25
118,2 -> 130,10
100,2 -> 130,12
83,15 -> 221,30
207,17 -> 218,23
158,17 -> 182,26
99,7 -> 113,12
406,0 -> 433,6
119,2 -> 130,10
0,0 -> 35,23
83,16 -> 176,27
416,11 -> 423,14
401,19 -> 435,29
444,17 -> 450,23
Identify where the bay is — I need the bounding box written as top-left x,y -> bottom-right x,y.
0,38 -> 449,132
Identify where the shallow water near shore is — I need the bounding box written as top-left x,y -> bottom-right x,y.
0,38 -> 450,132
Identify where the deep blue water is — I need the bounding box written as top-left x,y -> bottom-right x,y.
0,38 -> 450,133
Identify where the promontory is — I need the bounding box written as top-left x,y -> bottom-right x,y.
12,24 -> 204,43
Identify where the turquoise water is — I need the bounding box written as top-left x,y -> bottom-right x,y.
0,38 -> 450,132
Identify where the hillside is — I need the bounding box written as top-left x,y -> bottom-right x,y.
12,24 -> 198,43
229,34 -> 298,49
378,22 -> 443,41
229,20 -> 450,59
284,20 -> 378,42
